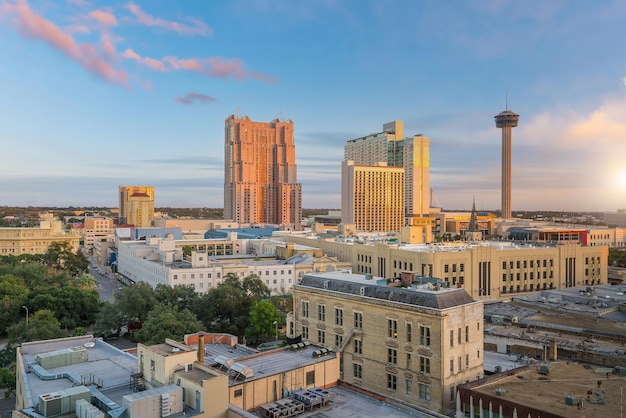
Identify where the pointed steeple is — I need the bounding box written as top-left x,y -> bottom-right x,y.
468,196 -> 478,232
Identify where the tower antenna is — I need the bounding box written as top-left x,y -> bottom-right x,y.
506,89 -> 508,110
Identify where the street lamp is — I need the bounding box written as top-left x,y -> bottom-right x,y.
273,320 -> 278,341
22,306 -> 29,325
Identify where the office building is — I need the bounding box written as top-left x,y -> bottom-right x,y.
0,220 -> 80,256
341,160 -> 404,232
344,121 -> 430,225
83,217 -> 115,252
276,233 -> 608,300
224,114 -> 302,230
290,271 -> 484,413
118,185 -> 155,227
494,107 -> 519,219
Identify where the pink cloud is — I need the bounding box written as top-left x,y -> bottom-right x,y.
125,2 -> 212,36
123,48 -> 167,71
164,56 -> 276,82
89,9 -> 117,27
3,0 -> 127,86
175,92 -> 216,105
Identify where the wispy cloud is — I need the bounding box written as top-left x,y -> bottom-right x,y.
89,9 -> 117,27
1,0 -> 128,86
124,2 -> 211,37
121,51 -> 276,82
164,56 -> 276,82
175,92 -> 216,105
123,48 -> 167,71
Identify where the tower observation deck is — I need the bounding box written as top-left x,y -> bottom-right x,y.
495,109 -> 519,220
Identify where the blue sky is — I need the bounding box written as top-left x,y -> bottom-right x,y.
1,0 -> 626,212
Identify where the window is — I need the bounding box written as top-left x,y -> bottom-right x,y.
354,312 -> 363,329
318,305 -> 326,321
419,356 -> 430,374
150,360 -> 155,371
450,330 -> 454,347
477,321 -> 480,331
406,352 -> 412,370
458,328 -> 462,345
353,363 -> 362,379
335,334 -> 343,347
388,319 -> 398,339
466,354 -> 469,368
335,308 -> 343,326
477,349 -> 480,358
420,326 -> 431,346
354,339 -> 362,355
306,371 -> 315,386
387,373 -> 397,391
458,356 -> 462,373
406,379 -> 412,396
465,325 -> 469,342
450,359 -> 454,374
302,301 -> 309,318
302,326 -> 309,339
444,264 -> 449,273
317,330 -> 325,344
419,383 -> 431,401
234,389 -> 242,397
387,348 -> 397,365
173,275 -> 178,280
406,323 -> 412,342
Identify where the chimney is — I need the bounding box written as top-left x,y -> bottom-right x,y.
198,334 -> 205,363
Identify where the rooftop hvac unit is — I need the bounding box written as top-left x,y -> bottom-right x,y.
538,363 -> 551,375
495,388 -> 506,396
614,366 -> 626,376
494,366 -> 502,373
38,393 -> 62,417
564,395 -> 576,405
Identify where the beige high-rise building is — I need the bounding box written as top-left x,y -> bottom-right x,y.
0,221 -> 80,256
344,121 -> 430,225
118,186 -> 154,227
341,160 -> 404,232
83,217 -> 115,252
224,114 -> 302,230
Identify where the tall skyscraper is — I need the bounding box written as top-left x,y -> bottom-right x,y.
494,107 -> 519,219
224,114 -> 302,230
344,121 -> 430,225
341,160 -> 404,232
118,186 -> 155,227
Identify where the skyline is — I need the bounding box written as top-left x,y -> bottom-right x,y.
1,1 -> 626,212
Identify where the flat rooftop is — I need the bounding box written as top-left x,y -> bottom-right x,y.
468,361 -> 626,417
19,336 -> 138,408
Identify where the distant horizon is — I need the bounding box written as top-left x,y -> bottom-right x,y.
2,1 -> 626,211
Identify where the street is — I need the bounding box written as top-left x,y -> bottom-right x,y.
89,263 -> 122,303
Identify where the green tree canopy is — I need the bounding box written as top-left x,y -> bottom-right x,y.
0,274 -> 29,334
94,301 -> 125,338
115,282 -> 157,324
135,304 -> 202,345
246,300 -> 281,344
42,242 -> 89,276
154,284 -> 199,312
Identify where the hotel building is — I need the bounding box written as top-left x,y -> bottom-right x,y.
341,160 -> 404,232
344,121 -> 430,225
118,185 -> 155,227
224,114 -> 302,230
0,220 -> 80,256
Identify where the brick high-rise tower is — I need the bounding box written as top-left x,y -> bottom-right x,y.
224,114 -> 302,230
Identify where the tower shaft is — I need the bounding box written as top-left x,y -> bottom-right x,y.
501,126 -> 513,219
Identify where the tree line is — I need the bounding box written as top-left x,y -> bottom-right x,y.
0,242 -> 286,398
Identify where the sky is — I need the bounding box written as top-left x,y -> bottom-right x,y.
1,0 -> 626,212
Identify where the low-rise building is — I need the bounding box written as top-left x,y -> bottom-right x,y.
289,271 -> 484,413
83,217 -> 115,252
0,220 -> 80,256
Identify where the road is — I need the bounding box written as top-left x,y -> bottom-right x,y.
89,263 -> 122,303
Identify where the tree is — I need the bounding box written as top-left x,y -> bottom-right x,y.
94,301 -> 125,338
42,242 -> 89,276
6,310 -> 66,344
198,274 -> 271,337
27,286 -> 100,329
115,282 -> 157,324
135,304 -> 202,345
154,284 -> 199,312
0,274 -> 29,334
246,300 -> 280,344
